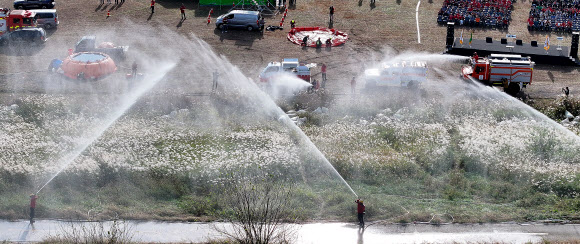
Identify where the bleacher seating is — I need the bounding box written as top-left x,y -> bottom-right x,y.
437,0 -> 514,29
528,0 -> 580,33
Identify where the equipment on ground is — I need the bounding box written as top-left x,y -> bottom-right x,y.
462,54 -> 535,96
363,61 -> 427,89
74,36 -> 128,61
0,8 -> 37,37
259,58 -> 312,83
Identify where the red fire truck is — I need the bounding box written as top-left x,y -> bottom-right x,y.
0,8 -> 37,36
462,54 -> 535,96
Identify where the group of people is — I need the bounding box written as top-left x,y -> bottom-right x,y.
437,0 -> 513,29
301,36 -> 333,48
308,63 -> 327,93
527,0 -> 580,32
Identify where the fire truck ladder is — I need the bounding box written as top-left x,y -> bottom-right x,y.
230,0 -> 278,15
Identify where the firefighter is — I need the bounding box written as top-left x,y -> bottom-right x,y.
302,35 -> 309,46
180,3 -> 186,20
131,60 -> 138,78
355,199 -> 365,227
351,76 -> 356,94
30,194 -> 38,224
222,17 -> 229,33
316,38 -> 322,48
290,19 -> 296,29
150,0 -> 155,14
472,52 -> 479,63
325,37 -> 332,47
329,6 -> 335,23
321,63 -> 327,82
563,87 -> 570,97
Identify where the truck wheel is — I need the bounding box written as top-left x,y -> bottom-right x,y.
0,39 -> 8,46
16,5 -> 23,9
247,25 -> 254,31
44,23 -> 52,29
408,81 -> 418,89
506,82 -> 520,96
42,5 -> 47,9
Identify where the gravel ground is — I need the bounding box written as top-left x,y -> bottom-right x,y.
0,0 -> 577,99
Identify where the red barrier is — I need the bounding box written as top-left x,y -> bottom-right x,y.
287,27 -> 348,47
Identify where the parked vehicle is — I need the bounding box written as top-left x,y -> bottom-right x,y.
29,9 -> 58,29
74,36 -> 128,60
462,54 -> 534,96
363,61 -> 428,89
0,8 -> 38,36
259,58 -> 312,83
0,27 -> 47,46
215,10 -> 263,31
13,0 -> 55,9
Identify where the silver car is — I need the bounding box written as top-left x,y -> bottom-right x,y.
30,9 -> 59,29
215,10 -> 263,31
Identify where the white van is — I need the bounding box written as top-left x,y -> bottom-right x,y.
215,10 -> 263,31
29,9 -> 58,29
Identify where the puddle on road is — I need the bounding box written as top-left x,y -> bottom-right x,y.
1,220 -> 572,243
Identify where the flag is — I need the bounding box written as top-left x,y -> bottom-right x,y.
544,35 -> 550,51
459,30 -> 464,45
469,32 -> 473,45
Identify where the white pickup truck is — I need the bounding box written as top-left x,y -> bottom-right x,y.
259,58 -> 313,83
364,61 -> 427,89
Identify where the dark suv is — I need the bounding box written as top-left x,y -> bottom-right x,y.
0,28 -> 47,46
13,0 -> 55,9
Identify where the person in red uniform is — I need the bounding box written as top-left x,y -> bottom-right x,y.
30,194 -> 38,224
355,199 -> 365,227
150,0 -> 155,14
472,52 -> 479,63
180,3 -> 186,20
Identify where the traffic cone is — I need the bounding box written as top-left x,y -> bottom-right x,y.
283,12 -> 287,18
281,17 -> 284,22
107,10 -> 110,17
207,16 -> 211,24
279,21 -> 283,27
210,8 -> 214,14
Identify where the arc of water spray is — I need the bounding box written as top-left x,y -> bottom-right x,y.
36,62 -> 177,194
416,0 -> 421,43
278,115 -> 358,198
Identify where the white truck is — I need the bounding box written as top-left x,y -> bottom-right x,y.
462,54 -> 534,96
259,58 -> 313,84
363,61 -> 427,89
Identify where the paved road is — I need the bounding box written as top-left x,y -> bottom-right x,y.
2,220 -> 580,243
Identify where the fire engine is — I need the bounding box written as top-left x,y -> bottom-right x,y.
462,54 -> 535,96
259,58 -> 313,83
0,8 -> 37,36
363,61 -> 428,89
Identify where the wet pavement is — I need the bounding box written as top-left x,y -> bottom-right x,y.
1,220 -> 579,243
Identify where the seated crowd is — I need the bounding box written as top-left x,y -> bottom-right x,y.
437,0 -> 513,29
528,0 -> 580,32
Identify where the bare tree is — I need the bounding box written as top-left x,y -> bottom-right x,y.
217,171 -> 297,244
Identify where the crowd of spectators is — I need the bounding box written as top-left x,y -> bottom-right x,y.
528,0 -> 580,32
437,0 -> 513,29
